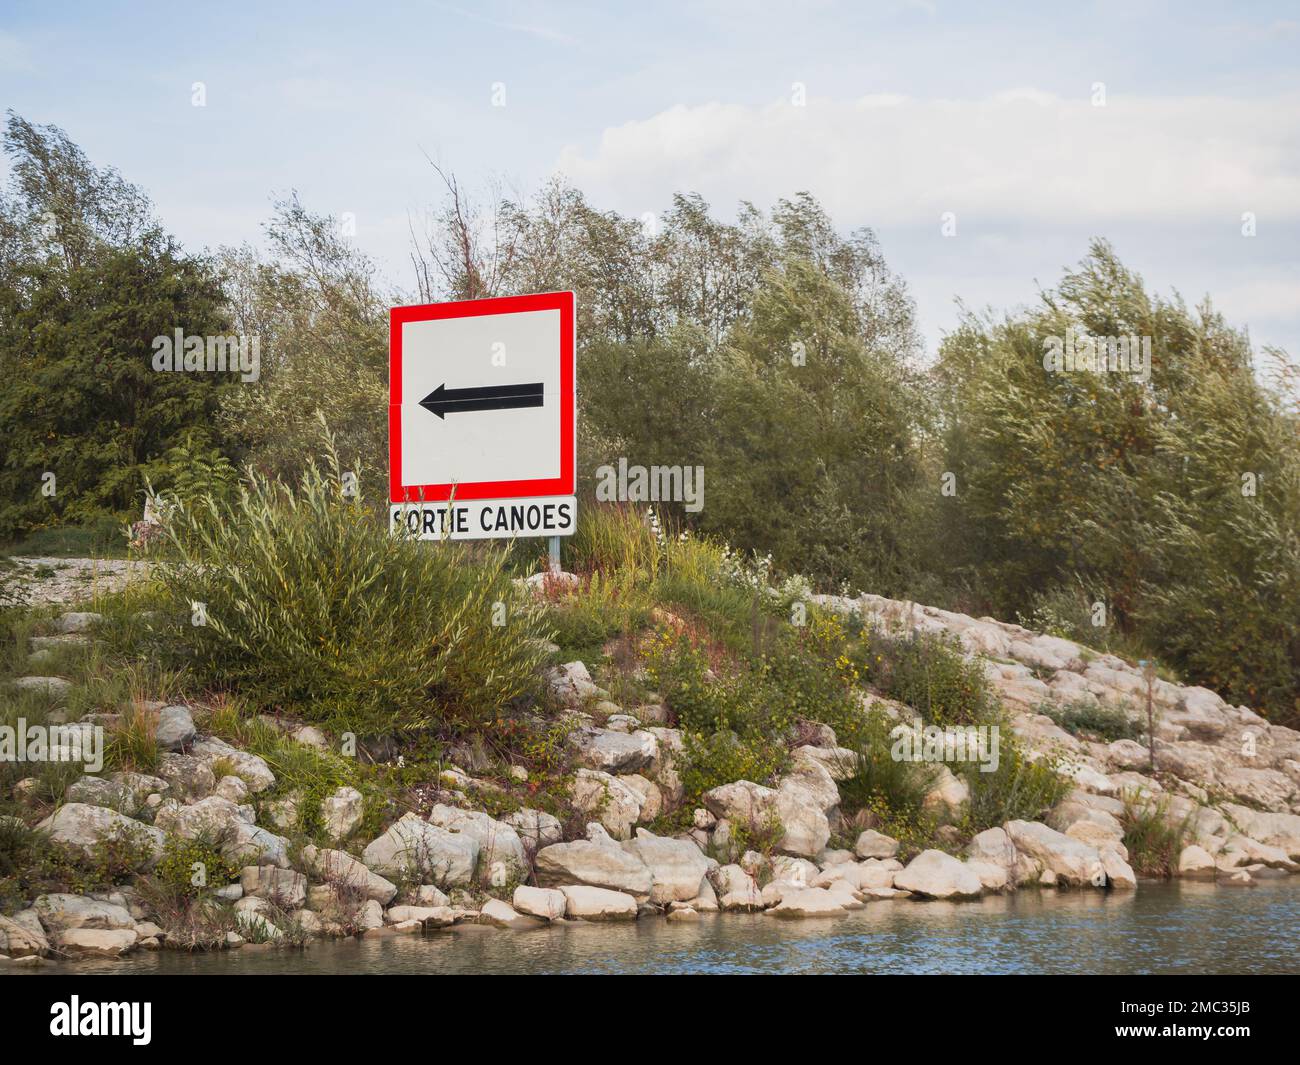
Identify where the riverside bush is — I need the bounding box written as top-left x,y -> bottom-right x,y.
645,618 -> 866,799
154,436 -> 552,737
1121,794 -> 1192,878
960,740 -> 1071,833
835,711 -> 940,849
865,629 -> 997,726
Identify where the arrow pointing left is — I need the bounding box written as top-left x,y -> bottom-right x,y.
418,381 -> 544,419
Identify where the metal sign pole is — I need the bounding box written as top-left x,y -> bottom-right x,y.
548,535 -> 561,574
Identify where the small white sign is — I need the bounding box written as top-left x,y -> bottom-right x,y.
391,497 -> 576,541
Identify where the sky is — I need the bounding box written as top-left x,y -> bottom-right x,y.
2,0 -> 1297,358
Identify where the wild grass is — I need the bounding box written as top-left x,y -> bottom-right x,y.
960,741 -> 1071,833
1041,697 -> 1143,742
1121,794 -> 1193,878
151,432 -> 553,739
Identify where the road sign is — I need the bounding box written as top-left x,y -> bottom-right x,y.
389,291 -> 576,540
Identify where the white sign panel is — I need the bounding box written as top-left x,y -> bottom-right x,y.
388,292 -> 576,540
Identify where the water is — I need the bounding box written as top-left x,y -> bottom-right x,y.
26,881 -> 1300,975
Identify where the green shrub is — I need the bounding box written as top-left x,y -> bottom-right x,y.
1042,698 -> 1142,742
645,631 -> 793,798
866,628 -> 998,726
153,432 -> 553,738
835,713 -> 940,833
154,832 -> 240,898
960,740 -> 1071,833
1120,794 -> 1192,878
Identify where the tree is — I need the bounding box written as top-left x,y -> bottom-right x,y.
930,240 -> 1300,724
0,114 -> 234,539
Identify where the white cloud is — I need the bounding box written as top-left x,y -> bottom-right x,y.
555,90 -> 1300,226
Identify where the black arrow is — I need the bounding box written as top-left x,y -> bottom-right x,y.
418,381 -> 544,419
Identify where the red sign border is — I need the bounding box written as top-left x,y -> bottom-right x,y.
389,291 -> 575,504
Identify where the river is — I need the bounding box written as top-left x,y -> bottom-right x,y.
23,880 -> 1300,975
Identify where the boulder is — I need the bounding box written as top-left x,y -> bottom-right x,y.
155,753 -> 216,800
55,611 -> 102,633
893,850 -> 984,899
239,866 -> 307,907
1065,820 -> 1126,855
965,860 -> 1010,892
426,804 -> 527,883
535,838 -> 653,899
765,887 -> 848,918
1167,688 -> 1233,739
34,894 -> 134,933
1217,835 -> 1298,873
320,786 -> 364,842
57,928 -> 137,958
1219,805 -> 1300,860
702,780 -> 775,825
384,905 -> 455,928
854,829 -> 900,859
65,776 -> 139,816
479,898 -> 543,930
501,808 -> 564,855
922,766 -> 970,821
569,769 -> 642,840
292,725 -> 329,750
10,676 -> 73,700
213,775 -> 249,803
792,745 -> 859,782
1099,848 -> 1138,889
1219,767 -> 1294,811
619,774 -> 663,822
355,899 -> 384,932
772,785 -> 832,858
189,738 -> 276,792
567,726 -> 657,773
818,848 -> 856,867
545,661 -> 605,706
621,829 -> 710,904
36,804 -> 163,868
1177,844 -> 1218,880
361,814 -> 479,887
966,826 -> 1017,868
154,705 -> 196,751
0,914 -> 48,958
155,796 -> 291,868
513,885 -> 567,921
559,885 -> 639,921
688,878 -> 719,913
709,864 -> 763,911
785,748 -> 844,809
769,854 -> 820,886
1005,820 -> 1105,887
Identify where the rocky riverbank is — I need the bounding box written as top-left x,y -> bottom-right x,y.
3,584 -> 1300,966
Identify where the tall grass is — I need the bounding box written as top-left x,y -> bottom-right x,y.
1121,794 -> 1192,878
153,435 -> 553,738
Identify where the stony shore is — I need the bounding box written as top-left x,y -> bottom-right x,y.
3,587 -> 1300,965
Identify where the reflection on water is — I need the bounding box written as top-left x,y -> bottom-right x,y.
33,880 -> 1300,976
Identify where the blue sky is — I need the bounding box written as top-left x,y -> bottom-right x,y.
2,0 -> 1297,358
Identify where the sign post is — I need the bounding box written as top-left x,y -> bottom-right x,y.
389,291 -> 577,541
